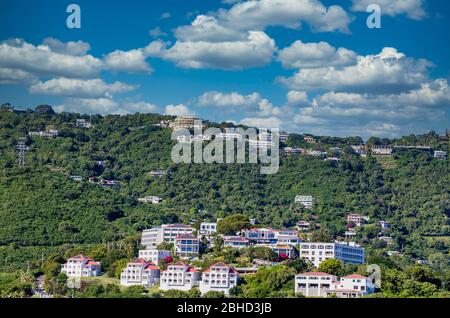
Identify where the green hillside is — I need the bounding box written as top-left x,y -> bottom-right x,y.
0,106 -> 449,272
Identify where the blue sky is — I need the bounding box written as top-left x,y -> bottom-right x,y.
0,0 -> 449,138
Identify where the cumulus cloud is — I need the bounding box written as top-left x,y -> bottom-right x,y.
0,67 -> 37,84
42,37 -> 91,56
55,97 -> 120,114
55,98 -> 158,115
278,47 -> 432,94
165,104 -> 195,116
29,78 -> 138,98
287,91 -> 309,105
149,27 -> 168,38
240,116 -> 283,128
351,0 -> 427,20
0,38 -> 104,79
218,0 -> 352,33
174,15 -> 246,42
198,91 -> 261,108
278,40 -> 357,69
104,49 -> 153,74
147,31 -> 276,70
289,79 -> 449,137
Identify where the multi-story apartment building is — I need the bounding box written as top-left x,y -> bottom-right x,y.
347,214 -> 366,227
275,229 -> 301,246
159,262 -> 201,291
242,228 -> 278,245
169,116 -> 202,130
295,272 -> 337,297
61,255 -> 101,278
223,236 -> 250,249
295,195 -> 314,209
215,132 -> 244,141
299,242 -> 365,267
174,234 -> 200,260
141,224 -> 194,248
199,263 -> 239,295
327,274 -> 375,298
120,259 -> 160,287
198,222 -> 217,237
371,145 -> 393,155
76,118 -> 92,128
295,272 -> 375,298
138,249 -> 171,265
29,129 -> 59,138
304,136 -> 317,144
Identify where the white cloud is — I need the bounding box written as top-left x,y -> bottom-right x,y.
104,49 -> 153,74
0,38 -> 104,79
122,102 -> 158,114
55,97 -> 120,114
160,12 -> 171,20
165,104 -> 195,116
147,31 -> 276,70
149,27 -> 168,38
198,91 -> 261,108
174,15 -> 246,42
287,91 -> 309,105
0,67 -> 37,84
42,37 -> 91,56
29,78 -> 137,98
239,116 -> 283,128
55,98 -> 158,115
278,47 -> 432,94
287,79 -> 449,137
351,0 -> 427,20
278,40 -> 357,69
218,0 -> 352,33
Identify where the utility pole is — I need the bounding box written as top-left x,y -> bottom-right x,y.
15,137 -> 29,166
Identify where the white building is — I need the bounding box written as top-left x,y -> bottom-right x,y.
120,259 -> 160,287
295,272 -> 375,298
215,132 -> 243,141
434,151 -> 447,160
304,136 -> 316,144
299,242 -> 365,268
284,147 -> 303,155
248,139 -> 275,149
295,272 -> 336,297
327,274 -> 375,298
351,145 -> 367,156
307,149 -> 327,157
29,129 -> 59,137
61,255 -> 101,278
371,145 -> 393,155
295,195 -> 314,209
198,222 -> 217,237
169,116 -> 202,130
141,224 -> 194,248
347,214 -> 366,227
160,262 -> 201,291
138,249 -> 171,265
138,196 -> 163,204
76,119 -> 92,128
175,234 -> 200,260
223,236 -> 250,249
199,262 -> 239,296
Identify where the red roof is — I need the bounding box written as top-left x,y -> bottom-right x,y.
341,274 -> 367,279
175,234 -> 198,240
86,260 -> 100,266
69,254 -> 92,261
